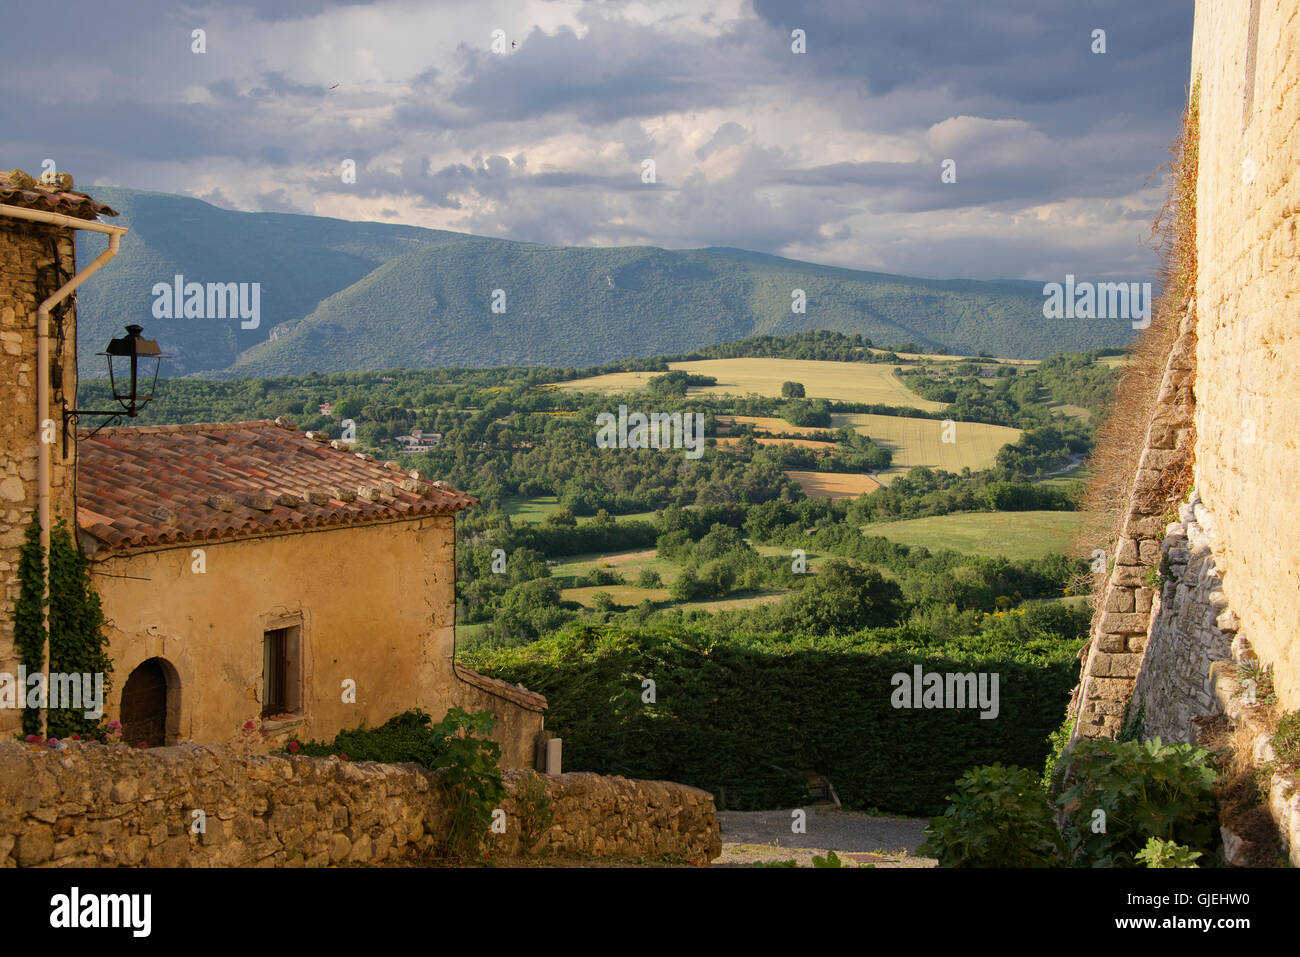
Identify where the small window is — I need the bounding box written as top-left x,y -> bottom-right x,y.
262,625 -> 301,717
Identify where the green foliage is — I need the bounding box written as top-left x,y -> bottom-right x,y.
515,771 -> 555,854
1135,837 -> 1202,868
1042,712 -> 1075,793
45,521 -> 113,740
290,707 -> 505,860
781,381 -> 806,398
752,859 -> 799,868
430,707 -> 506,859
918,764 -> 1067,867
12,518 -> 114,739
13,521 -> 45,736
1271,710 -> 1300,773
292,708 -> 444,766
812,850 -> 844,868
462,621 -> 1077,815
1057,738 -> 1218,867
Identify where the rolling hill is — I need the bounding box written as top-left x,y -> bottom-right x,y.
73,187 -> 1137,377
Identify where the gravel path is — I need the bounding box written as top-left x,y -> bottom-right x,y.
715,807 -> 936,868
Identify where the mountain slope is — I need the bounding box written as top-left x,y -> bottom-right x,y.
74,187 -> 461,375
73,187 -> 1137,376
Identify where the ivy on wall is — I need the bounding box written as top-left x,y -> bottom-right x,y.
14,521 -> 45,736
12,517 -> 112,738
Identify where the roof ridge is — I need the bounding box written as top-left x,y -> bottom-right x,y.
77,418 -> 284,437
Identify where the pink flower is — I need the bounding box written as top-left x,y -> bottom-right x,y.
71,734 -> 81,741
287,741 -> 301,754
243,720 -> 256,731
45,738 -> 58,746
339,753 -> 349,761
106,720 -> 121,730
136,741 -> 148,748
24,734 -> 40,744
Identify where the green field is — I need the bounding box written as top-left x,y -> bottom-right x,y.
503,496 -> 659,525
863,510 -> 1084,560
556,358 -> 947,410
830,413 -> 1022,479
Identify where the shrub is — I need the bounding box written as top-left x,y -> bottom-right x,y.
919,764 -> 1067,867
1057,738 -> 1218,867
430,707 -> 506,858
1135,836 -> 1202,868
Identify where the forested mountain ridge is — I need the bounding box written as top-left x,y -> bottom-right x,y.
75,187 -> 1137,377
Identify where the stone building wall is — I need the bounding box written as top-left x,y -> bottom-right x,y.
0,740 -> 721,867
1128,491 -> 1238,743
1072,307 -> 1198,739
1188,0 -> 1300,712
0,217 -> 80,738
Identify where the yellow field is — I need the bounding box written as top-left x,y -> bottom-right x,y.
716,415 -> 831,435
555,358 -> 947,410
830,413 -> 1021,479
716,437 -> 838,450
784,470 -> 883,500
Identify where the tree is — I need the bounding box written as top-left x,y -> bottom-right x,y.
781,381 -> 806,398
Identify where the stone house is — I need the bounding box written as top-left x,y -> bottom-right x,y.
0,173 -> 546,767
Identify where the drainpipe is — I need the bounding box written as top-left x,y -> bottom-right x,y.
0,205 -> 127,736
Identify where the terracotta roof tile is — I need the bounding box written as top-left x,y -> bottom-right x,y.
0,170 -> 117,220
77,419 -> 476,554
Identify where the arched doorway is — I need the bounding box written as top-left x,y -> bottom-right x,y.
120,658 -> 177,747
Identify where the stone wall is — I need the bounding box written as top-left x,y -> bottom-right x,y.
452,665 -> 547,771
0,218 -> 80,738
0,740 -> 721,867
1128,491 -> 1237,743
1189,0 -> 1300,712
1072,306 -> 1197,739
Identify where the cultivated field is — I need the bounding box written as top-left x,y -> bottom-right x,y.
863,510 -> 1085,560
784,470 -> 883,500
716,415 -> 834,436
829,413 -> 1021,478
504,496 -> 659,525
716,437 -> 838,450
555,358 -> 947,410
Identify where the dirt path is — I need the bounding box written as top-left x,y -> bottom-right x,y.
715,807 -> 936,868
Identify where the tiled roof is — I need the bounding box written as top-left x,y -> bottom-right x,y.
77,419 -> 476,554
0,170 -> 117,220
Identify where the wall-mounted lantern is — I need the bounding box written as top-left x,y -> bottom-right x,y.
63,324 -> 167,453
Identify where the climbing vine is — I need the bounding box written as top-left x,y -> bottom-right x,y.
14,520 -> 45,736
12,516 -> 113,738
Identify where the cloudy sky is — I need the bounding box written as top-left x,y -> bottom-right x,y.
1,0 -> 1193,281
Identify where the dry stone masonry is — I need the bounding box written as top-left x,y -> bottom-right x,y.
0,741 -> 722,867
1073,306 -> 1198,739
1129,491 -> 1238,743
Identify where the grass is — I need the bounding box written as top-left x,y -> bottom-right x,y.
862,510 -> 1086,560
555,358 -> 947,409
830,412 -> 1022,477
716,415 -> 838,436
503,496 -> 658,526
784,470 -> 883,500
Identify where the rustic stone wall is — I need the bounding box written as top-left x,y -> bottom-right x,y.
0,218 -> 80,738
0,740 -> 721,867
1128,491 -> 1238,743
1189,0 -> 1300,712
1072,306 -> 1197,739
